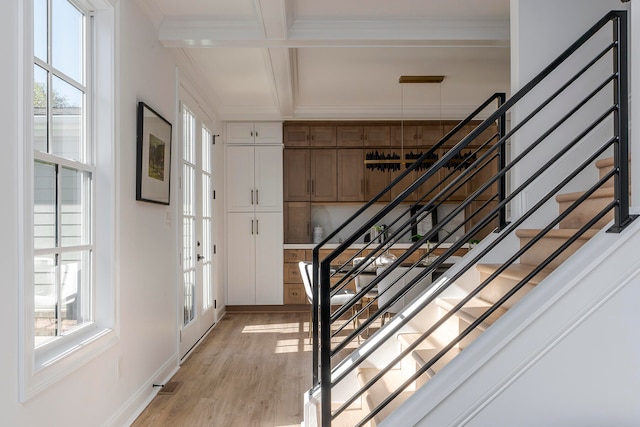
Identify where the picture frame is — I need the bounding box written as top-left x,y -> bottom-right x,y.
410,205 -> 438,242
136,102 -> 172,205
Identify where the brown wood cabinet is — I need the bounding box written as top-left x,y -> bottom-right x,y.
284,125 -> 337,147
284,149 -> 310,201
364,149 -> 391,202
338,149 -> 364,202
337,125 -> 391,147
283,249 -> 309,304
284,202 -> 310,243
392,123 -> 443,147
310,149 -> 337,201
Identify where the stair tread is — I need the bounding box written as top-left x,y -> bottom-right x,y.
515,228 -> 599,239
595,157 -> 614,169
357,368 -> 414,424
437,296 -> 507,329
412,347 -> 461,376
476,262 -> 554,286
397,333 -> 441,350
555,186 -> 613,203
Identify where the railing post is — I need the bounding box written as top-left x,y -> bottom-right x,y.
320,259 -> 332,427
497,92 -> 508,230
312,249 -> 320,386
609,11 -> 636,232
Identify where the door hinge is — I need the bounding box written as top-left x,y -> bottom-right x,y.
213,190 -> 216,200
214,299 -> 217,309
213,245 -> 217,254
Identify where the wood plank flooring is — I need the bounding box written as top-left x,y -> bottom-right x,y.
131,312 -> 312,427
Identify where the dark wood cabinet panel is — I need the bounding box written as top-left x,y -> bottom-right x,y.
337,126 -> 364,147
284,202 -> 311,243
364,126 -> 391,147
283,149 -> 310,201
310,149 -> 337,201
338,149 -> 364,202
310,126 -> 337,147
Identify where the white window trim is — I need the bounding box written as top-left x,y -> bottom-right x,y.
19,0 -> 118,402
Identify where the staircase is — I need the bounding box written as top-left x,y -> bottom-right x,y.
348,157 -> 618,426
305,11 -> 633,427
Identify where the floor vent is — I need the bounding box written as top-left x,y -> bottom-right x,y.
158,381 -> 182,395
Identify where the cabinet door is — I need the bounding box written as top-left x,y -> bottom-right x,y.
254,145 -> 283,212
284,202 -> 310,243
310,149 -> 337,201
338,149 -> 364,202
390,168 -> 418,202
364,149 -> 391,202
284,149 -> 310,201
364,126 -> 391,147
226,146 -> 255,211
227,213 -> 256,305
284,125 -> 309,147
392,125 -> 421,147
254,122 -> 283,144
337,126 -> 363,147
226,122 -> 256,144
418,123 -> 443,147
309,126 -> 337,147
254,212 -> 283,304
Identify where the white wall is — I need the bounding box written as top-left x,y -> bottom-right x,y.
0,0 -> 221,425
510,0 -> 631,222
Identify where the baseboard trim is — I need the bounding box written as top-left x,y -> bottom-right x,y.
226,304 -> 310,313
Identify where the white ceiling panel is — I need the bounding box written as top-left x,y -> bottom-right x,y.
141,0 -> 511,120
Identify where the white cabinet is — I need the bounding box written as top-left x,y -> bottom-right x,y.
226,145 -> 283,212
225,127 -> 284,306
227,212 -> 283,305
226,122 -> 283,145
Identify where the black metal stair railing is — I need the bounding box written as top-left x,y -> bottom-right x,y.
309,10 -> 633,427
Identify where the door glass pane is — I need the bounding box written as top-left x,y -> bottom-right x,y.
34,0 -> 48,62
34,162 -> 56,250
59,250 -> 90,334
183,270 -> 195,325
52,0 -> 83,83
34,65 -> 48,152
60,167 -> 90,246
34,255 -> 56,344
51,76 -> 83,161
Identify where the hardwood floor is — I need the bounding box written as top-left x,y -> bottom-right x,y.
132,312 -> 312,427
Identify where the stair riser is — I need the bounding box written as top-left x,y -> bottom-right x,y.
478,273 -> 535,310
518,236 -> 590,268
558,196 -> 613,229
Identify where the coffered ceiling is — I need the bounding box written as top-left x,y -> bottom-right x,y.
138,0 -> 511,121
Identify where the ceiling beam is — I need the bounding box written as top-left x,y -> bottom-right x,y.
158,18 -> 510,48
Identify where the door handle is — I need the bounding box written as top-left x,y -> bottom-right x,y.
251,189 -> 254,205
197,254 -> 204,261
256,189 -> 259,205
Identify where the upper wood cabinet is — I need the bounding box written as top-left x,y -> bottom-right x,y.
283,148 -> 337,201
392,123 -> 443,147
310,149 -> 338,201
284,125 -> 337,147
226,122 -> 283,145
338,149 -> 364,202
337,125 -> 391,147
284,149 -> 310,201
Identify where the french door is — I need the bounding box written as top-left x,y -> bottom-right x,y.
179,102 -> 216,359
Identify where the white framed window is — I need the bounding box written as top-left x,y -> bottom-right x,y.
22,0 -> 116,400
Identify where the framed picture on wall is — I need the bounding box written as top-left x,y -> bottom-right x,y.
136,102 -> 172,205
410,205 -> 438,242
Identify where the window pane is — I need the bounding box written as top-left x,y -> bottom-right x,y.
183,270 -> 195,325
52,0 -> 83,83
183,217 -> 194,270
34,162 -> 56,250
202,128 -> 211,173
34,0 -> 48,62
33,65 -> 48,152
59,251 -> 91,334
182,109 -> 195,164
34,255 -> 56,344
61,167 -> 91,247
51,76 -> 83,161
